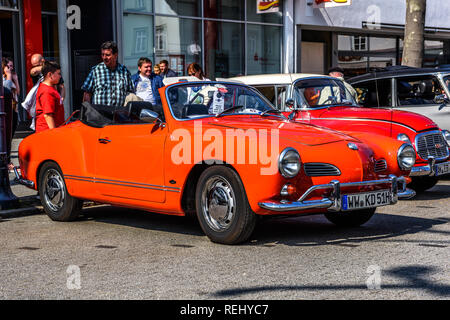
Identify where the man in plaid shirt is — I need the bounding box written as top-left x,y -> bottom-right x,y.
82,41 -> 135,107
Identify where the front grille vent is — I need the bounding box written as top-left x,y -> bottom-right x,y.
416,132 -> 449,160
304,163 -> 341,177
375,159 -> 388,172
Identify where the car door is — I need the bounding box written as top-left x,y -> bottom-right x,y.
94,113 -> 167,203
394,75 -> 450,130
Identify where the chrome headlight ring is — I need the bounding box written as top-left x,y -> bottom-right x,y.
397,143 -> 416,170
279,148 -> 302,178
397,133 -> 412,144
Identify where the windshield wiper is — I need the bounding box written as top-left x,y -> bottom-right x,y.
216,106 -> 244,118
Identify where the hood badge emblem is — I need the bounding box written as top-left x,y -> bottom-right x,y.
348,143 -> 359,150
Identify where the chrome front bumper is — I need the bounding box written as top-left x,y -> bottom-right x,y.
410,158 -> 450,177
259,175 -> 415,213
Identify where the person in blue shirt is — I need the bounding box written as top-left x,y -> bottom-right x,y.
131,57 -> 164,105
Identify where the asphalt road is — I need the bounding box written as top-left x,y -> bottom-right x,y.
0,179 -> 449,300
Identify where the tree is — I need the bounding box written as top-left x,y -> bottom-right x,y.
402,0 -> 427,67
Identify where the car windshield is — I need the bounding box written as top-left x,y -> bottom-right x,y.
166,82 -> 276,120
293,78 -> 358,109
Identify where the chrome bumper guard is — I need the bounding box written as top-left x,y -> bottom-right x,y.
410,158 -> 450,177
13,167 -> 35,189
259,175 -> 415,213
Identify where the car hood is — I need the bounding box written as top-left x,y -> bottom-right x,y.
316,106 -> 439,132
204,116 -> 360,146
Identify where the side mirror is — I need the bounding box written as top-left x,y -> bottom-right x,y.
140,109 -> 161,124
285,98 -> 295,110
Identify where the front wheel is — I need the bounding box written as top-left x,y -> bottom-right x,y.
195,166 -> 256,245
408,176 -> 439,193
324,208 -> 376,227
38,162 -> 83,222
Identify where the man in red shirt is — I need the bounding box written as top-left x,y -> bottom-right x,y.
35,61 -> 66,133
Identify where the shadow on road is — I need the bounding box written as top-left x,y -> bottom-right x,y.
211,265 -> 450,298
79,205 -> 449,248
408,183 -> 450,201
250,212 -> 449,247
80,206 -> 205,237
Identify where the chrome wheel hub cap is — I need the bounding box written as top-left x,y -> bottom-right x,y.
43,169 -> 65,212
202,176 -> 235,232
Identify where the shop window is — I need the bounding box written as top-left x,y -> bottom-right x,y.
123,0 -> 152,13
156,0 -> 201,17
205,20 -> 244,79
0,0 -> 18,9
247,24 -> 281,75
204,0 -> 244,21
41,0 -> 56,12
123,14 -> 154,74
155,16 -> 201,76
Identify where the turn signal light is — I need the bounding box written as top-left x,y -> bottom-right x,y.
281,184 -> 296,197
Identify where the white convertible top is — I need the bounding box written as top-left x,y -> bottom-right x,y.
229,73 -> 335,85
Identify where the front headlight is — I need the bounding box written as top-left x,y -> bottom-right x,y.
442,130 -> 450,147
397,144 -> 416,170
397,133 -> 412,144
279,148 -> 301,178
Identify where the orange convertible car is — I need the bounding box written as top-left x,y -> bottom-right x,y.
15,82 -> 416,244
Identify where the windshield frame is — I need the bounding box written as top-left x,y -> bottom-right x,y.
164,81 -> 278,122
440,73 -> 450,99
292,76 -> 359,110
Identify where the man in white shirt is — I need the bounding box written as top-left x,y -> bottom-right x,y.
131,57 -> 164,105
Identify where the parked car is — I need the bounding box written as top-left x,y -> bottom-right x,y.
15,81 -> 415,245
230,74 -> 450,192
348,65 -> 450,130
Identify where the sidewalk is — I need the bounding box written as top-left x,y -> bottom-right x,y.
1,128 -> 43,219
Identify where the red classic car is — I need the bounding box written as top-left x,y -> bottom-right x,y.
231,74 -> 450,192
15,81 -> 415,244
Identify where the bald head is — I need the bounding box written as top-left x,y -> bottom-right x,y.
31,54 -> 45,67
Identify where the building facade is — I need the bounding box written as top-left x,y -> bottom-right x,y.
2,0 -> 450,118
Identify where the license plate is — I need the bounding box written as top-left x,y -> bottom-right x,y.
342,190 -> 392,211
435,162 -> 450,176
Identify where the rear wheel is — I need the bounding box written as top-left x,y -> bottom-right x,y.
325,208 -> 376,227
195,166 -> 256,245
408,176 -> 439,193
38,162 -> 83,222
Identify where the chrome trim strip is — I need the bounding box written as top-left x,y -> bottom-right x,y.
258,175 -> 414,212
64,175 -> 181,193
310,117 -> 418,132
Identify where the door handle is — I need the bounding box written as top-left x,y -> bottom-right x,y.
98,138 -> 112,144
